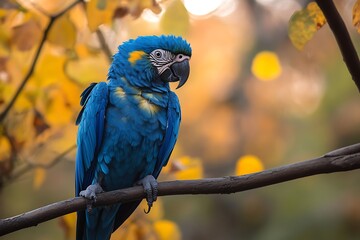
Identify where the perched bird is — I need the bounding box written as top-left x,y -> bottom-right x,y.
75,35 -> 191,240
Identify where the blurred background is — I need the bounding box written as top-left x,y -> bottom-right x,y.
1,0 -> 360,239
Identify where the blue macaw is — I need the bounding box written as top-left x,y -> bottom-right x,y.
75,35 -> 191,240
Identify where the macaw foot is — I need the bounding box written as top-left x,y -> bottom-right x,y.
80,183 -> 104,212
136,175 -> 158,214
80,183 -> 104,201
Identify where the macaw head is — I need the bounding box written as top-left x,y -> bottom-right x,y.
109,35 -> 192,92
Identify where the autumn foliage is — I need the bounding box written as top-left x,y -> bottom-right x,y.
1,0 -> 360,239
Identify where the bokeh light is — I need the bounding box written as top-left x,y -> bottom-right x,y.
236,155 -> 265,175
183,0 -> 223,17
251,51 -> 282,81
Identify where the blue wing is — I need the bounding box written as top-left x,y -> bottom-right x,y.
153,92 -> 181,177
112,92 -> 181,230
75,82 -> 108,240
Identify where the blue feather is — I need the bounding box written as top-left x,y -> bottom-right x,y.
75,82 -> 108,240
76,83 -> 98,125
154,92 -> 181,177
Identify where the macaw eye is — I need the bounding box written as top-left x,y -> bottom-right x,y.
154,51 -> 162,58
149,49 -> 176,74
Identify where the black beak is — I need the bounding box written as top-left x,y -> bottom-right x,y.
160,59 -> 190,89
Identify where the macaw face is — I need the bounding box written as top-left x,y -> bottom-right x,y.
110,35 -> 192,91
149,49 -> 191,89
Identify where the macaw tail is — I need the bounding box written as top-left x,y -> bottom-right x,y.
112,200 -> 142,232
77,204 -> 120,240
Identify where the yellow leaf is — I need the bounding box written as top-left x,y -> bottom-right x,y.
251,51 -> 282,81
235,155 -> 264,175
69,4 -> 88,31
30,50 -> 80,126
4,109 -> 35,145
0,24 -> 10,56
6,44 -> 34,81
353,0 -> 360,33
31,125 -> 77,164
74,44 -> 92,58
160,0 -> 190,35
307,2 -> 326,28
125,0 -> 162,18
173,156 -> 203,180
0,135 -> 13,176
23,0 -> 75,15
153,220 -> 181,240
44,88 -> 73,126
48,13 -> 76,49
0,9 -> 6,18
59,212 -> 77,240
14,93 -> 33,111
33,167 -> 46,190
65,54 -> 109,84
86,0 -> 118,32
0,135 -> 11,162
33,52 -> 68,88
61,79 -> 81,107
143,0 -> 162,15
288,2 -> 326,50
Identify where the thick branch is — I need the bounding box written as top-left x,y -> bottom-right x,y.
0,0 -> 82,123
1,143 -> 360,236
315,0 -> 360,91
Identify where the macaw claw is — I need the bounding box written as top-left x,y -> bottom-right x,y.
136,175 -> 158,214
144,205 -> 151,214
80,183 -> 104,213
80,183 -> 104,201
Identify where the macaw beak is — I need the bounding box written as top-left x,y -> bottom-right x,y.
160,59 -> 190,89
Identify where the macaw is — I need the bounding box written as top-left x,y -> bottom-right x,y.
75,35 -> 191,240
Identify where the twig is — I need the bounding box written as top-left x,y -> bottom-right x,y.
315,0 -> 360,91
6,144 -> 76,184
96,28 -> 113,63
1,143 -> 360,236
0,0 -> 82,123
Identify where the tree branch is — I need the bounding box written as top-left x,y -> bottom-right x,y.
0,0 -> 82,123
96,28 -> 113,63
1,143 -> 360,236
315,0 -> 360,91
5,144 -> 76,185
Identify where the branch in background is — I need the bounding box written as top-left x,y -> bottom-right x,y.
96,28 -> 113,63
5,144 -> 76,185
315,0 -> 360,91
1,143 -> 360,236
0,0 -> 82,123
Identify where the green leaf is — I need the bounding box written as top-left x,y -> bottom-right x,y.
97,0 -> 107,10
160,0 -> 189,36
48,13 -> 76,49
288,2 -> 327,50
0,25 -> 10,56
65,55 -> 109,84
